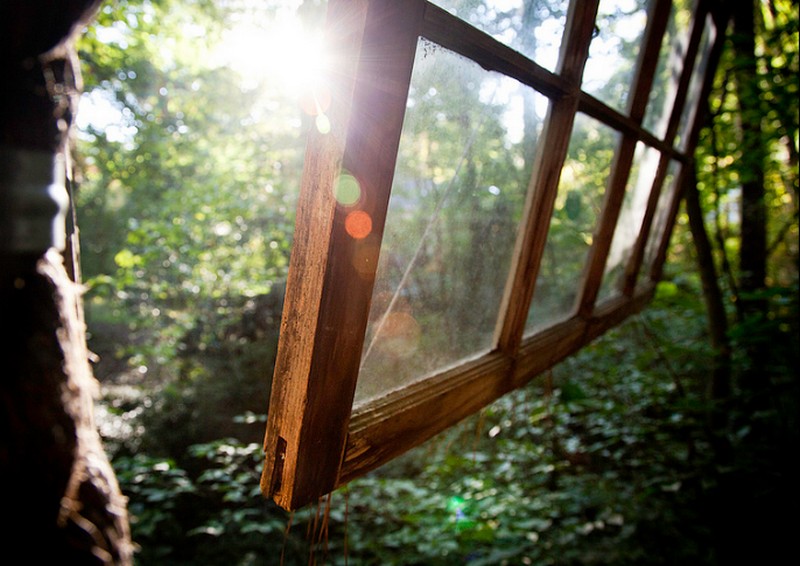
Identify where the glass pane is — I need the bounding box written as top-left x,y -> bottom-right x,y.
597,143 -> 662,302
640,160 -> 682,283
525,113 -> 621,334
430,0 -> 568,72
675,13 -> 716,150
582,0 -> 650,113
354,40 -> 546,405
642,0 -> 694,137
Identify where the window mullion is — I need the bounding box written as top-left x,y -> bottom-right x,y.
663,0 -> 709,147
629,0 -> 675,122
261,0 -> 425,512
575,137 -> 640,316
421,3 -> 570,100
494,0 -> 600,355
642,3 -> 730,286
575,0 -> 674,316
622,153 -> 676,293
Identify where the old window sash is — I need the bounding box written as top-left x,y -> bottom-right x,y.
262,0 -> 728,511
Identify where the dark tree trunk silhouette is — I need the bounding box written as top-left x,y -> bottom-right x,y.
684,162 -> 731,424
0,1 -> 132,562
731,0 -> 769,397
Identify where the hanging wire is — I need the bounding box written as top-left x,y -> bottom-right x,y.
280,510 -> 294,566
343,486 -> 350,566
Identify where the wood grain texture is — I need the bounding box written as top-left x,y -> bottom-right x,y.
421,3 -> 569,100
577,92 -> 680,160
261,0 -> 371,510
338,285 -> 655,487
262,0 -> 729,511
341,352 -> 514,484
261,0 -> 425,511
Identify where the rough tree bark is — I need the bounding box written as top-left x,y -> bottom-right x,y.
0,1 -> 133,562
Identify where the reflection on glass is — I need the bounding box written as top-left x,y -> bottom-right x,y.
582,0 -> 650,113
676,14 -> 716,150
640,160 -> 681,283
598,143 -> 661,302
642,0 -> 693,137
354,40 -> 545,406
525,113 -> 621,333
430,0 -> 568,71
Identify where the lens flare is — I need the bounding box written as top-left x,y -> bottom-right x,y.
375,311 -> 421,358
315,113 -> 331,134
334,173 -> 361,206
345,210 -> 372,239
446,495 -> 476,531
302,87 -> 333,134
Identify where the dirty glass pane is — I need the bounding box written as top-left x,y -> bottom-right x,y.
640,160 -> 682,284
430,0 -> 568,72
597,143 -> 662,303
642,0 -> 694,137
525,113 -> 621,334
582,0 -> 650,113
675,14 -> 716,150
354,40 -> 546,406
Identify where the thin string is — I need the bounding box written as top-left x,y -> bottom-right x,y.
360,87 -> 499,366
343,487 -> 350,566
308,497 -> 323,566
280,511 -> 294,566
318,493 -> 332,559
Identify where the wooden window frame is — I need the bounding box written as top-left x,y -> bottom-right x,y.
262,0 -> 729,510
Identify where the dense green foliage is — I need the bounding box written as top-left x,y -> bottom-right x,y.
100,279 -> 799,565
73,0 -> 798,563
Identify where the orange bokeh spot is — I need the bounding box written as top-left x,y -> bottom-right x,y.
300,86 -> 331,116
345,210 -> 372,239
376,311 -> 421,358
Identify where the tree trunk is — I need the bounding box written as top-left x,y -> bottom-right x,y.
732,1 -> 768,308
683,163 -> 731,426
0,2 -> 133,562
731,0 -> 769,397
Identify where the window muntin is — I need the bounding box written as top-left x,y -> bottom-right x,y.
583,0 -> 650,113
642,0 -> 694,136
355,40 -> 543,405
430,0 -> 568,72
675,13 -> 716,150
598,142 -> 662,302
261,0 -> 727,511
641,159 -> 682,282
525,113 -> 621,333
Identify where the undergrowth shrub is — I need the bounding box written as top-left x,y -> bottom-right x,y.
105,280 -> 798,564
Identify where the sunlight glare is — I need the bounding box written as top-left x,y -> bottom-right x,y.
215,10 -> 330,107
